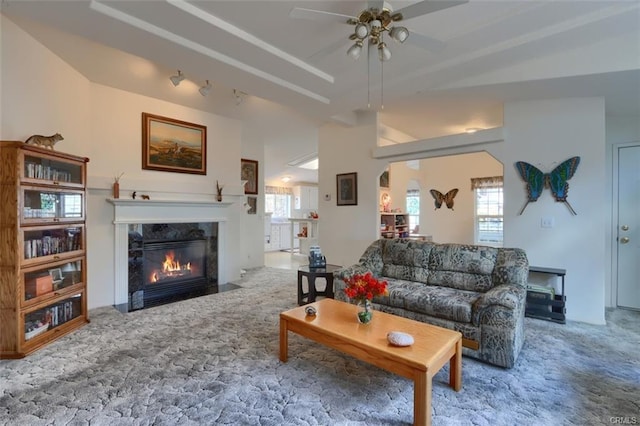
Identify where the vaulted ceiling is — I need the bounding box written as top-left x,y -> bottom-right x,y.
2,1 -> 639,183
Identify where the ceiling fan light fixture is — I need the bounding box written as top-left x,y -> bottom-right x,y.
347,41 -> 363,60
354,22 -> 369,39
378,42 -> 391,61
199,80 -> 212,97
390,26 -> 409,43
169,70 -> 185,87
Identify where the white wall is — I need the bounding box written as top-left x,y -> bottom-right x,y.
420,153 -> 502,244
502,98 -> 606,324
240,122 -> 265,269
384,153 -> 502,244
1,17 -> 246,309
318,111 -> 384,267
1,16 -> 92,155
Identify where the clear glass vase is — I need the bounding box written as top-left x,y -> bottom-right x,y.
356,299 -> 373,324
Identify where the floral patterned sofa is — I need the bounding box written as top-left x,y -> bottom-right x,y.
334,239 -> 529,368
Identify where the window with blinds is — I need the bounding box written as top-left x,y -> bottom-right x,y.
472,176 -> 503,246
406,189 -> 420,232
265,186 -> 292,219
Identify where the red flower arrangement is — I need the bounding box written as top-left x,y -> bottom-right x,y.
343,272 -> 388,302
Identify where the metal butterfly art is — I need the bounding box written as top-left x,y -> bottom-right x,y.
430,189 -> 458,210
515,156 -> 580,216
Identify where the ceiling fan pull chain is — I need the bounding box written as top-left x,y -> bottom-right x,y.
367,41 -> 371,109
381,57 -> 384,110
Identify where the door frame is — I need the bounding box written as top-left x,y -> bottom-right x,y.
610,141 -> 640,308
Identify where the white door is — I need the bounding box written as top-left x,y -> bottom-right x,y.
617,145 -> 640,310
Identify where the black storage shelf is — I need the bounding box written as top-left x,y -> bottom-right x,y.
525,266 -> 566,324
526,294 -> 566,324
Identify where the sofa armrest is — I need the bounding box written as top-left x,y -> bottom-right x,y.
472,284 -> 526,325
333,264 -> 372,280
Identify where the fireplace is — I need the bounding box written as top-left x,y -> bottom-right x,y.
128,222 -> 218,310
109,198 -> 234,312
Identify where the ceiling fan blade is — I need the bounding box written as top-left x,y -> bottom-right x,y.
405,31 -> 446,52
307,37 -> 351,61
289,7 -> 355,25
394,0 -> 468,21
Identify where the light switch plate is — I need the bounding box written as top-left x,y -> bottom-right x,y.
541,216 -> 555,228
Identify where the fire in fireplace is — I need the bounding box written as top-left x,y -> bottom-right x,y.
151,251 -> 192,283
146,241 -> 205,284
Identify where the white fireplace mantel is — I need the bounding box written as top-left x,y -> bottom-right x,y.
107,198 -> 231,306
108,198 -> 233,223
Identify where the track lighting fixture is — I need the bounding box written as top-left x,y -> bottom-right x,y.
199,80 -> 212,97
169,70 -> 185,87
233,89 -> 247,105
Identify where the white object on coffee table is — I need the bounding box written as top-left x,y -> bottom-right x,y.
387,331 -> 414,347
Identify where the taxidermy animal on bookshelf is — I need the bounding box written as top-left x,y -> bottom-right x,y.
24,133 -> 64,150
430,189 -> 459,210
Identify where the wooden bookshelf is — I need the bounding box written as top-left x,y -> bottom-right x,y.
0,141 -> 90,358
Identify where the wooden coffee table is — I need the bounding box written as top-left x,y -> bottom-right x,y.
280,298 -> 462,426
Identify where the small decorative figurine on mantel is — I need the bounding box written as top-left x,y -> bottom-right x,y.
25,133 -> 64,150
216,180 -> 224,202
113,172 -> 124,199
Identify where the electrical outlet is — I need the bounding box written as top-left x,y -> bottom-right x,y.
541,216 -> 555,228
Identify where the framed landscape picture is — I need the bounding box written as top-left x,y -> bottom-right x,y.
241,158 -> 259,194
142,112 -> 207,175
336,172 -> 358,206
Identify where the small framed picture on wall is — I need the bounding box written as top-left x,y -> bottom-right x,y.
241,158 -> 259,194
247,196 -> 257,214
380,169 -> 389,188
336,172 -> 358,206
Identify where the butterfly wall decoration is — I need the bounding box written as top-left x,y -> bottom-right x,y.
515,156 -> 580,216
430,189 -> 459,210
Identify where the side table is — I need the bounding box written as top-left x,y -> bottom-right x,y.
297,264 -> 342,305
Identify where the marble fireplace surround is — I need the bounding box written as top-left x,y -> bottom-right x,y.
108,199 -> 232,307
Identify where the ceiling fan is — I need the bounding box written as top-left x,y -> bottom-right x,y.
289,0 -> 468,62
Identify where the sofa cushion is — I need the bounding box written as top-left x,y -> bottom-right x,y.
428,244 -> 498,292
382,279 -> 481,323
357,239 -> 385,275
381,239 -> 433,284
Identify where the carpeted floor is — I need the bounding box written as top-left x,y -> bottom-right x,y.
1,267 -> 638,425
